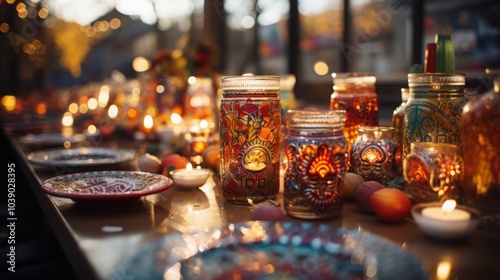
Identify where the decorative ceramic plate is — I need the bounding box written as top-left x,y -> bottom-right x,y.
116,221 -> 425,280
41,171 -> 173,202
18,133 -> 86,146
27,147 -> 135,167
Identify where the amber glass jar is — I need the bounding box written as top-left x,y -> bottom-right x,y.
330,73 -> 378,151
462,69 -> 500,214
283,110 -> 348,220
219,76 -> 281,204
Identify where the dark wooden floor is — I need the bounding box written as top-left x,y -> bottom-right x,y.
1,144 -> 78,280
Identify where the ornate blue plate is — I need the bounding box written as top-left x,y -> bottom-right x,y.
116,221 -> 425,280
27,147 -> 135,167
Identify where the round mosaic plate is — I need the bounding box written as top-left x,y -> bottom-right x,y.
27,147 -> 135,167
41,171 -> 173,202
116,221 -> 425,280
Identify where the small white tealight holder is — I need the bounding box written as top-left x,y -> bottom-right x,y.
411,199 -> 481,240
170,163 -> 210,189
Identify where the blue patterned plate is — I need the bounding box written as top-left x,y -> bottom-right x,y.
116,221 -> 425,280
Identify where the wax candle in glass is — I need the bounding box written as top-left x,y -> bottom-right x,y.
330,73 -> 379,153
403,142 -> 466,204
219,75 -> 281,204
283,110 -> 348,220
170,163 -> 211,189
350,126 -> 402,185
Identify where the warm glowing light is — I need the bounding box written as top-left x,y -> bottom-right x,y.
87,124 -> 97,134
314,61 -> 329,76
441,199 -> 457,214
190,94 -> 211,108
146,106 -> 156,116
171,113 -> 182,124
143,115 -> 154,129
87,97 -> 98,110
132,88 -> 141,95
18,9 -> 28,18
1,95 -> 16,111
62,112 -> 74,127
36,103 -> 47,115
63,141 -> 71,148
79,104 -> 89,114
97,21 -> 109,32
110,18 -> 121,29
127,108 -> 137,118
16,3 -> 26,13
199,119 -> 208,129
0,23 -> 9,33
436,261 -> 451,280
68,103 -> 78,114
132,57 -> 150,72
6,0 -> 16,4
188,76 -> 197,85
186,162 -> 193,172
98,86 -> 110,108
38,8 -> 49,19
156,85 -> 165,93
108,104 -> 118,118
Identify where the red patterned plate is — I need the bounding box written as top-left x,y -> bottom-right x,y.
41,171 -> 173,203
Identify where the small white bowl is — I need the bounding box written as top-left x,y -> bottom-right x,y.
170,168 -> 211,189
411,202 -> 481,240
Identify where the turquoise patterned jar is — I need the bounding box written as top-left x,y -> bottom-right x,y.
403,73 -> 466,157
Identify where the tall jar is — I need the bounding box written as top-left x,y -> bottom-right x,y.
283,110 -> 348,220
462,69 -> 500,214
351,126 -> 402,185
392,88 -> 409,150
330,73 -> 379,150
403,73 -> 466,157
403,142 -> 465,204
219,76 -> 281,204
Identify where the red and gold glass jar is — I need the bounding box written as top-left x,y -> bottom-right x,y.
351,126 -> 402,185
330,73 -> 379,150
219,76 -> 281,204
283,110 -> 348,219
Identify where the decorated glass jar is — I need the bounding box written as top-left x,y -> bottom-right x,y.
403,73 -> 466,157
403,142 -> 465,204
219,76 -> 281,204
330,73 -> 379,150
283,110 -> 348,220
392,88 -> 409,150
462,69 -> 500,214
351,126 -> 402,185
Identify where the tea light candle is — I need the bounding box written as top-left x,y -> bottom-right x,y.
411,200 -> 480,240
170,163 -> 210,189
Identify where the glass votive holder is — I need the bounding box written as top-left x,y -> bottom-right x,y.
283,110 -> 348,220
350,126 -> 402,185
403,142 -> 466,204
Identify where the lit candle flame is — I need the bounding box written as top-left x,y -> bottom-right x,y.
186,162 -> 193,172
441,199 -> 457,214
143,115 -> 154,130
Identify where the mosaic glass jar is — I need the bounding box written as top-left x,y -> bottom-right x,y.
462,69 -> 500,214
219,76 -> 281,204
351,126 -> 402,185
403,73 -> 466,157
403,142 -> 465,204
283,110 -> 348,220
330,73 -> 379,150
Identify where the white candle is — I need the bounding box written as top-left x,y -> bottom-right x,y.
170,163 -> 210,188
421,199 -> 471,221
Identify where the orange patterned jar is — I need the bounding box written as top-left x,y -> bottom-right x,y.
219,76 -> 281,204
283,110 -> 348,219
330,73 -> 378,159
